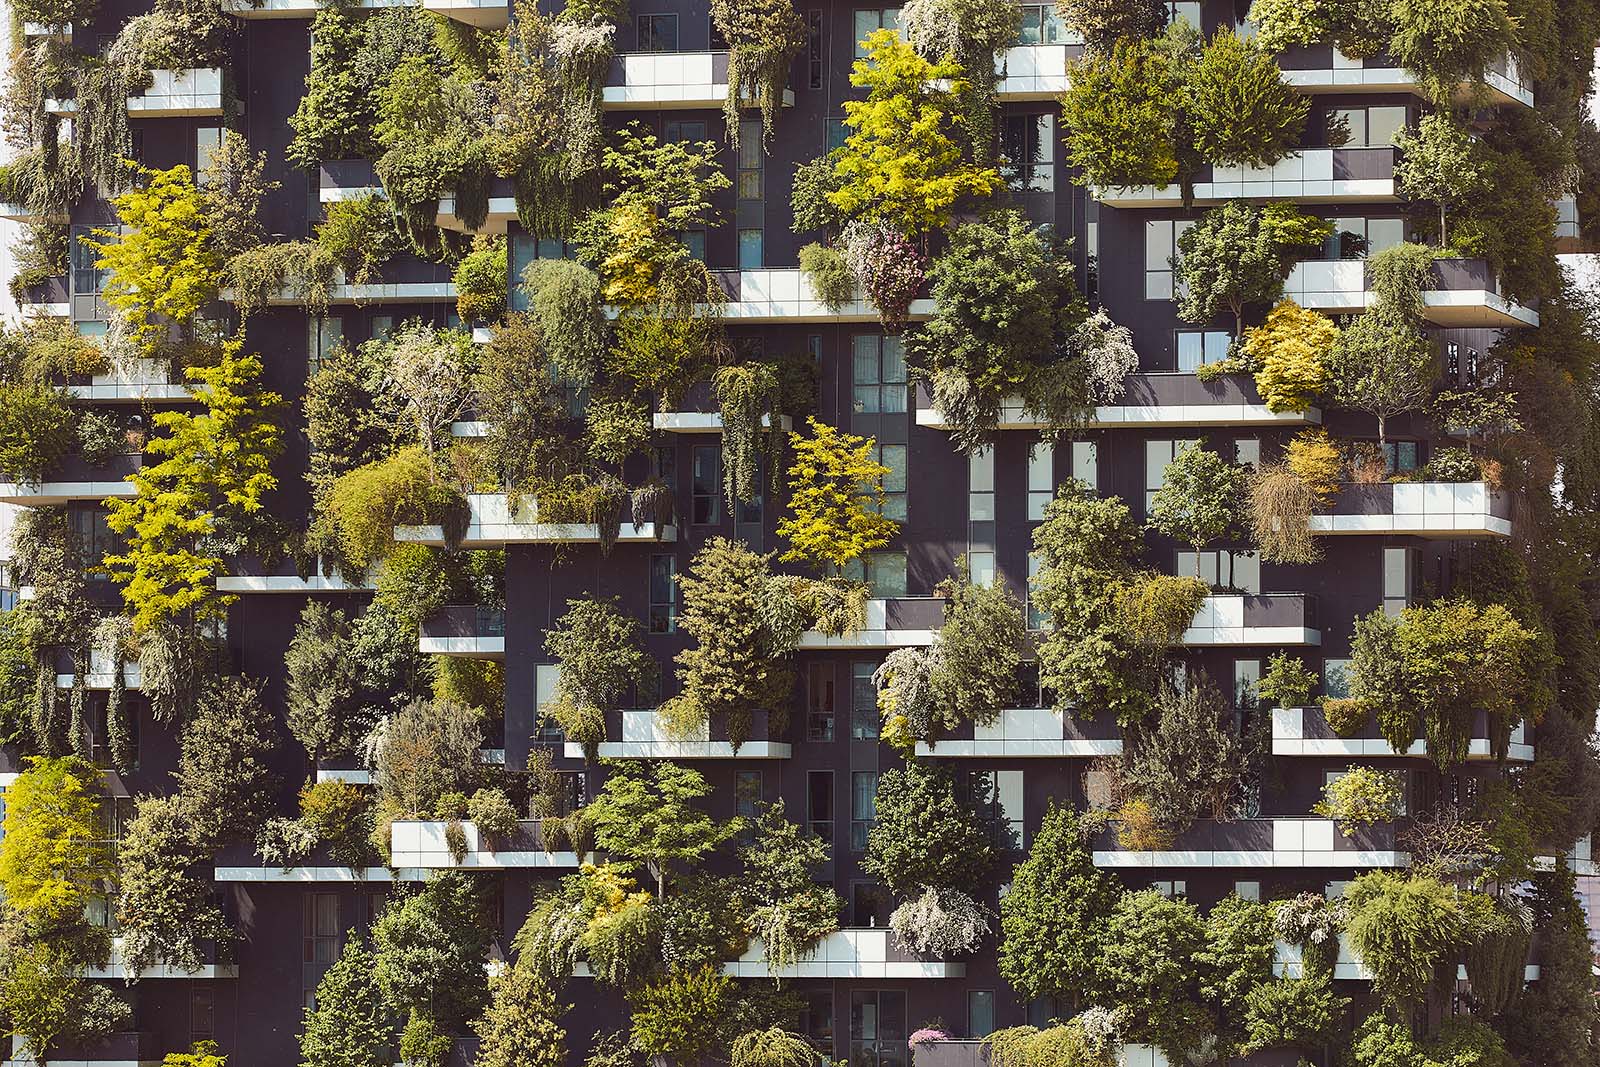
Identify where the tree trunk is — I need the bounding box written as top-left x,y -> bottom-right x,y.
1439,203 -> 1448,248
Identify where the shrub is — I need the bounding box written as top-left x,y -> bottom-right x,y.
985,1022 -> 1099,1067
1284,428 -> 1342,502
542,597 -> 654,757
453,237 -> 508,322
1271,892 -> 1348,980
798,242 -> 854,311
369,698 -> 484,819
76,410 -> 127,467
373,873 -> 492,1031
1345,872 -> 1470,1009
522,259 -> 607,388
0,756 -> 113,932
1147,442 -> 1248,558
925,568 -> 1029,733
1421,446 -> 1482,483
841,218 -> 927,327
730,1027 -> 815,1067
1258,652 -> 1316,708
0,383 -> 75,483
1185,28 -> 1308,169
1241,299 -> 1335,413
627,966 -> 731,1062
1248,463 -> 1320,565
1114,797 -> 1175,851
316,192 -> 405,286
1243,975 -> 1348,1053
468,788 -> 519,842
318,447 -> 462,571
889,885 -> 990,956
299,779 -> 374,867
1060,37 -> 1181,190
1314,766 -> 1405,833
1126,678 -> 1248,830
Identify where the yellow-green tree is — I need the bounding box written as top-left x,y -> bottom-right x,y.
0,756 -> 111,930
828,29 -> 1001,237
777,417 -> 900,574
87,163 -> 222,357
105,342 -> 284,632
1241,299 -> 1337,413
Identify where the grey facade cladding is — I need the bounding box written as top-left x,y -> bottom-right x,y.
6,0 -> 1555,1060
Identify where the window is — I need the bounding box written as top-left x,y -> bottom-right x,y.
800,990 -> 835,1057
1166,1 -> 1200,28
1235,880 -> 1261,901
1322,658 -> 1351,699
1383,546 -> 1412,616
308,314 -> 343,372
852,334 -> 908,414
968,991 -> 996,1038
850,991 -> 907,1064
195,127 -> 222,176
508,235 -> 574,312
808,770 -> 834,839
636,13 -> 678,50
1000,113 -> 1054,192
371,314 -> 394,340
738,229 -> 764,269
191,987 -> 215,1042
827,116 -> 848,151
969,447 -> 995,585
1234,439 -> 1260,467
1145,219 -> 1193,300
649,554 -> 677,633
1027,443 -> 1053,520
736,770 -> 762,821
1018,3 -> 1065,42
1145,438 -> 1199,512
1234,658 -> 1261,711
845,549 -> 907,597
1026,553 -> 1046,630
68,504 -> 117,574
71,225 -> 112,300
807,10 -> 823,89
872,444 -> 907,522
1381,440 -> 1419,474
1175,549 -> 1260,593
1324,216 -> 1405,259
807,663 -> 836,741
852,7 -> 901,56
971,769 -> 1025,849
0,563 -> 15,613
737,122 -> 764,199
851,881 -> 893,926
1153,879 -> 1189,897
691,445 -> 721,524
303,893 -> 340,1008
850,662 -> 878,740
1176,330 -> 1231,371
665,120 -> 709,143
655,445 -> 677,494
1027,997 -> 1060,1028
1330,105 -> 1407,147
850,770 -> 878,851
535,664 -> 565,743
1071,440 -> 1098,489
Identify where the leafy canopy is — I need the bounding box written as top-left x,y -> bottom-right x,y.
778,417 -> 900,574
586,760 -> 741,897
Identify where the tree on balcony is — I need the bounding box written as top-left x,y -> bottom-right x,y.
588,761 -> 741,899
710,0 -> 806,148
863,762 -> 998,902
1325,242 -> 1437,445
1147,441 -> 1249,565
543,596 -> 655,758
474,963 -> 567,1067
1393,113 -> 1489,248
0,381 -> 74,486
115,793 -> 233,976
302,939 -> 398,1067
1174,201 -> 1332,340
778,418 -> 900,575
373,872 -> 493,1067
900,0 -> 1021,164
1239,299 -> 1337,414
1061,35 -> 1184,191
1185,29 -> 1308,169
1058,0 -> 1166,51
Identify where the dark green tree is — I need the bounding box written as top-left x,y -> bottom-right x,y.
587,761 -> 741,898
1184,29 -> 1308,168
300,939 -> 399,1067
862,763 -> 998,899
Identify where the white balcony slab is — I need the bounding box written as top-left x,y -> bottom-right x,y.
602,51 -> 796,110
1284,260 -> 1539,329
216,572 -> 376,592
389,820 -> 582,869
994,43 -> 1075,99
224,0 -> 505,23
574,928 -> 963,980
222,281 -> 457,306
797,599 -> 938,649
564,708 -> 792,760
0,202 -> 66,224
126,69 -> 225,117
1179,595 -> 1320,646
1310,481 -> 1512,537
214,865 -> 433,882
680,269 -> 933,323
421,0 -> 507,27
916,399 -> 1321,430
1095,819 -> 1405,868
1091,150 -> 1397,207
436,194 -> 518,235
1284,56 -> 1532,108
914,708 -> 1123,758
315,767 -> 373,784
394,493 -> 676,549
418,634 -> 505,657
0,481 -> 138,506
653,412 -> 793,433
450,420 -> 489,437
22,21 -> 71,37
83,937 -> 237,980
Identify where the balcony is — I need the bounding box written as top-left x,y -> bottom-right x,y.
4,1032 -> 164,1066
18,275 -> 69,318
388,818 -> 583,869
1285,258 -> 1539,329
394,492 -> 676,549
54,646 -> 142,691
223,0 -> 506,26
701,269 -> 934,323
64,357 -> 191,403
915,707 -> 1123,758
1093,817 -> 1408,868
575,927 -> 963,980
0,451 -> 141,506
318,159 -> 383,203
909,1040 -> 1286,1067
83,936 -> 237,979
418,605 -> 505,658
127,68 -> 226,117
1278,44 -> 1533,108
1272,704 -> 1533,762
220,261 -> 457,306
914,372 -> 1322,431
1181,594 -> 1320,646
437,176 -> 518,235
0,201 -> 67,224
215,556 -> 376,593
1274,929 -> 1539,984
1309,481 -> 1512,537
565,708 -> 790,760
602,51 -> 796,111
797,597 -> 942,649
1091,147 -> 1398,207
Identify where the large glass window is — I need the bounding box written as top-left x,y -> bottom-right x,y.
1000,113 -> 1054,192
1144,219 -> 1193,300
968,991 -> 996,1039
850,770 -> 879,851
807,662 -> 836,741
852,334 -> 908,414
1176,330 -> 1231,371
72,225 -> 112,301
1027,443 -> 1053,521
636,12 -> 678,50
649,554 -> 677,633
737,123 -> 765,199
1330,105 -> 1408,147
850,662 -> 878,740
1144,438 -> 1199,512
800,990 -> 835,1058
1018,3 -> 1064,42
1175,549 -> 1260,593
850,991 -> 907,1067
1324,216 -> 1406,259
807,770 -> 834,839
303,893 -> 340,1009
691,445 -> 721,524
852,7 -> 901,56
845,549 -> 907,597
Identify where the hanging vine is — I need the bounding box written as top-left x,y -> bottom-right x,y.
68,657 -> 89,759
709,0 -> 806,149
713,362 -> 785,506
899,0 -> 1020,164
